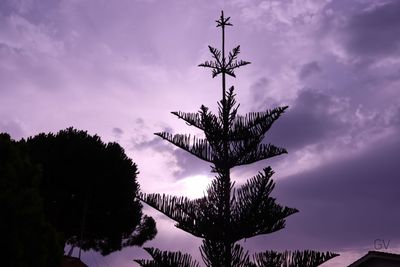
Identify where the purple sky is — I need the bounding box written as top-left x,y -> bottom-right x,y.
1,0 -> 400,266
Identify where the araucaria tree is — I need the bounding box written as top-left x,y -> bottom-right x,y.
136,11 -> 338,267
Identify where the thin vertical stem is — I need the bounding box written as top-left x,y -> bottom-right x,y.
222,11 -> 226,104
220,10 -> 232,267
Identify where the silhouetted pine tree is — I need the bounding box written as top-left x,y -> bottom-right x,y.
135,11 -> 338,267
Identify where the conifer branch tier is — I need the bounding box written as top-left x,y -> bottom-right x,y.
136,10 -> 338,267
230,167 -> 298,240
135,247 -> 200,267
154,132 -> 215,164
252,250 -> 339,267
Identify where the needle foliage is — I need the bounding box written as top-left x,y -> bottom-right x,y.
135,11 -> 338,267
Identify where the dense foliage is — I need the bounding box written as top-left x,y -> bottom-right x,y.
25,127 -> 156,255
0,133 -> 63,267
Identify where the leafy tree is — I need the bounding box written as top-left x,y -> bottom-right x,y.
0,133 -> 63,267
135,11 -> 338,267
25,127 -> 157,256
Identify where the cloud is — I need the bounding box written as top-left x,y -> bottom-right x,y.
299,61 -> 321,80
266,90 -> 349,151
0,120 -> 25,139
320,0 -> 400,67
238,0 -> 331,31
132,132 -> 212,180
0,14 -> 64,57
240,86 -> 400,180
112,127 -> 123,135
344,0 -> 400,60
112,127 -> 124,141
281,135 -> 400,249
248,77 -> 271,107
1,1 -> 400,266
0,0 -> 33,16
171,149 -> 212,179
242,133 -> 400,252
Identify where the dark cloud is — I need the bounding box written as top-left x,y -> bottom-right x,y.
344,1 -> 400,60
112,127 -> 123,139
135,118 -> 145,126
249,77 -> 270,106
1,2 -> 399,265
132,135 -> 169,152
290,136 -> 398,249
112,127 -> 123,135
0,0 -> 25,16
266,90 -> 348,151
0,0 -> 61,23
393,106 -> 400,125
242,135 -> 400,252
299,61 -> 321,80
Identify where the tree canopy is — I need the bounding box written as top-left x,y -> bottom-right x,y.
25,127 -> 156,255
0,133 -> 63,267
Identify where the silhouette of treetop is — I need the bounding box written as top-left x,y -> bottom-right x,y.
199,11 -> 250,80
26,127 -> 156,256
135,11 -> 338,267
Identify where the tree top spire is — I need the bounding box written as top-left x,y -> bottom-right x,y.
199,11 -> 251,80
216,10 -> 232,28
